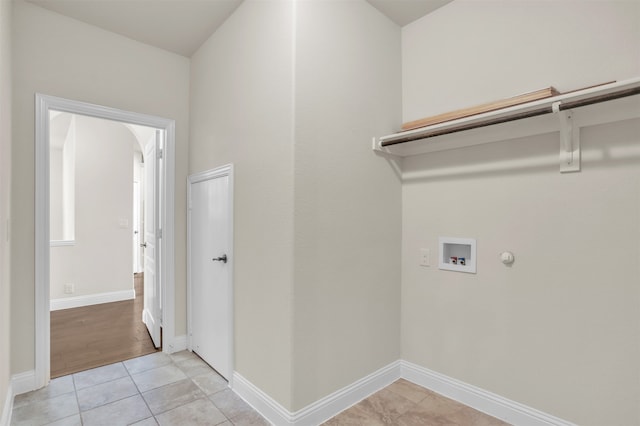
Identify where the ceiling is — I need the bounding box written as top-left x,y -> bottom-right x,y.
25,0 -> 453,57
366,0 -> 452,26
26,0 -> 244,57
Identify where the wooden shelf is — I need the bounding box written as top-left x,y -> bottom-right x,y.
401,87 -> 559,132
373,77 -> 640,172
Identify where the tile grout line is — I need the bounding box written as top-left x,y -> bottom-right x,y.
207,391 -> 233,426
73,360 -> 154,424
183,358 -> 233,426
145,355 -> 186,424
124,359 -> 157,425
75,363 -> 135,413
19,352 -> 265,426
71,372 -> 83,425
133,352 -> 226,425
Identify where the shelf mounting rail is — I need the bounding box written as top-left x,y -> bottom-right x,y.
375,77 -> 640,173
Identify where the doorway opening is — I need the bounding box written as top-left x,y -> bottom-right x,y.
48,112 -> 159,377
35,94 -> 176,388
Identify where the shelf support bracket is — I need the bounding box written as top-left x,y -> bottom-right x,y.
553,101 -> 580,173
372,137 -> 393,156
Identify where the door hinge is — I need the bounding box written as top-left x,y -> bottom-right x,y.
157,228 -> 163,239
157,149 -> 164,159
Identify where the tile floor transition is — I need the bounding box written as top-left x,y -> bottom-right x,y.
11,352 -> 510,426
11,351 -> 269,426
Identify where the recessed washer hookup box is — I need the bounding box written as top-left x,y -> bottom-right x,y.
439,237 -> 476,274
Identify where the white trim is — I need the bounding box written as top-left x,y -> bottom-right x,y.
35,94 -> 49,389
232,361 -> 401,426
232,360 -> 575,426
187,164 -> 235,382
401,361 -> 576,426
165,334 -> 187,354
0,381 -> 13,426
232,373 -> 290,426
161,120 -> 176,355
292,361 -> 401,425
50,289 -> 135,311
187,164 -> 234,185
49,240 -> 75,247
10,370 -> 36,397
375,76 -> 640,157
35,93 -> 177,390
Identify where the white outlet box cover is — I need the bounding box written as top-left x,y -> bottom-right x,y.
439,237 -> 476,274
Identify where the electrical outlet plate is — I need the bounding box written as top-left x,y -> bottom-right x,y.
419,248 -> 430,267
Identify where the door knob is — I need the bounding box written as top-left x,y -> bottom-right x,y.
140,243 -> 147,248
212,254 -> 227,264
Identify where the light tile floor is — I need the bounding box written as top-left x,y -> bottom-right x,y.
12,353 -> 510,426
323,379 -> 511,426
11,351 -> 269,426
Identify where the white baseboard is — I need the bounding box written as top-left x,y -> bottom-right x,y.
165,335 -> 187,354
293,361 -> 401,425
232,360 -> 575,426
233,373 -> 291,425
50,289 -> 135,311
0,381 -> 13,426
8,357 -> 571,426
232,361 -> 401,426
401,361 -> 576,426
11,370 -> 36,397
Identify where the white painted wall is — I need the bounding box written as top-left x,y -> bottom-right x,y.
292,0 -> 401,411
61,122 -> 76,242
402,0 -> 640,123
190,0 -> 401,412
0,0 -> 12,419
49,113 -> 76,242
50,115 -> 135,301
11,0 -> 190,375
401,1 -> 640,425
10,0 -> 638,421
189,0 -> 296,409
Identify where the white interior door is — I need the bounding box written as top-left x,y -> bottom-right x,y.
143,132 -> 161,348
133,180 -> 142,273
189,166 -> 233,380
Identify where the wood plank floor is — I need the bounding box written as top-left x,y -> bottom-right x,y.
50,273 -> 159,378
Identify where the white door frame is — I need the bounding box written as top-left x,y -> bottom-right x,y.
133,180 -> 142,274
35,93 -> 177,388
142,134 -> 161,348
187,164 -> 234,384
